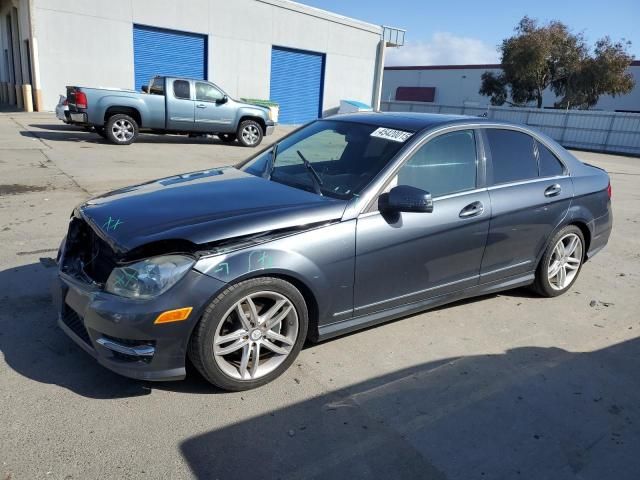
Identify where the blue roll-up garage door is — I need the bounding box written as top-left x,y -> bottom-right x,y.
133,24 -> 206,91
270,47 -> 325,124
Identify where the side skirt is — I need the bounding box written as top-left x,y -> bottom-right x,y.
317,272 -> 535,341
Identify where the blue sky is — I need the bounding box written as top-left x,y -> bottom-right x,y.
297,0 -> 639,66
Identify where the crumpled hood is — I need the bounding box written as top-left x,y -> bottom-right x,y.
78,167 -> 346,254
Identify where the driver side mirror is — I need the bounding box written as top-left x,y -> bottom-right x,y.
216,95 -> 228,104
141,85 -> 149,93
379,185 -> 434,213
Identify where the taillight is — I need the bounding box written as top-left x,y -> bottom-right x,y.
607,181 -> 612,199
75,91 -> 88,109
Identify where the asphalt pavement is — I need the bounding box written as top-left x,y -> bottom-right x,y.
1,112 -> 639,480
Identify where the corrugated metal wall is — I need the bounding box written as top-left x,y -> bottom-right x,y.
380,101 -> 640,156
133,24 -> 207,92
270,47 -> 325,124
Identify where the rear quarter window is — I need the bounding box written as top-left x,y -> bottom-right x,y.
537,141 -> 565,177
486,129 -> 538,185
173,80 -> 191,100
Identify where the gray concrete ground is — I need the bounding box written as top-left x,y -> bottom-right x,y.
1,113 -> 639,480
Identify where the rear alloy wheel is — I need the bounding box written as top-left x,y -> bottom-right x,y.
218,133 -> 236,143
237,120 -> 263,147
189,277 -> 308,391
533,225 -> 585,297
105,114 -> 139,145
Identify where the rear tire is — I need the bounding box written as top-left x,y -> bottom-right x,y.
105,114 -> 139,145
237,120 -> 263,147
188,277 -> 308,391
532,225 -> 585,297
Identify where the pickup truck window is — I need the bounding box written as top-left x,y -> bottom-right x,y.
196,82 -> 223,102
173,80 -> 191,100
149,78 -> 164,95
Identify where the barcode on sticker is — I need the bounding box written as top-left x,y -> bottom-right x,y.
370,127 -> 413,143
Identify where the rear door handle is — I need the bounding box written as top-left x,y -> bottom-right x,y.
196,103 -> 207,109
459,201 -> 484,219
544,184 -> 562,197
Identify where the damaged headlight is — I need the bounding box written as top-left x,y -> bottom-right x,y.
105,255 -> 195,299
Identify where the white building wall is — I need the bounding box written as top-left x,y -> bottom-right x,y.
28,0 -> 381,112
383,64 -> 640,112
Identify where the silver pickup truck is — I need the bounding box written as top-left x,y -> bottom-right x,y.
65,76 -> 275,147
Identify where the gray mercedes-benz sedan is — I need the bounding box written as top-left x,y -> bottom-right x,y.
54,113 -> 612,391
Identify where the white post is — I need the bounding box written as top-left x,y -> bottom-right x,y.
372,39 -> 386,111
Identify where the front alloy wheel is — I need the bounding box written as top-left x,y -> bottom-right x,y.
189,277 -> 308,391
213,292 -> 298,380
237,120 -> 263,147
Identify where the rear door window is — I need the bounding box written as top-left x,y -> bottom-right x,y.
485,129 -> 538,185
536,141 -> 565,177
173,80 -> 191,100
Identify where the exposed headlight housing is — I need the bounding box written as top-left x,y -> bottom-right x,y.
105,255 -> 195,299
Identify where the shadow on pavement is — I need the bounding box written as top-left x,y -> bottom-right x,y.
28,123 -> 89,132
2,262 -> 639,479
20,129 -> 245,146
0,261 -> 230,398
180,338 -> 640,480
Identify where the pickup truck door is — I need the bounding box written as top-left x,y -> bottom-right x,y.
166,79 -> 195,131
193,81 -> 236,133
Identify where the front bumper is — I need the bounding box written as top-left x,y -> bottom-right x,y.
53,269 -> 227,381
265,120 -> 276,136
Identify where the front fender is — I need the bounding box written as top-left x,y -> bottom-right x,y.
193,221 -> 356,324
235,106 -> 269,126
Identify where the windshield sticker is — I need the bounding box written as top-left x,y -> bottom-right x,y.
370,127 -> 413,143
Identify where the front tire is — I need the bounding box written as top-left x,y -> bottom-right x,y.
105,114 -> 139,145
533,225 -> 585,297
188,277 -> 308,391
237,120 -> 263,147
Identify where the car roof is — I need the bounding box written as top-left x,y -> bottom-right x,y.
329,111 -> 496,132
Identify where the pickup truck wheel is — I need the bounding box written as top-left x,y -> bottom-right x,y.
105,114 -> 139,145
237,120 -> 263,147
218,133 -> 236,143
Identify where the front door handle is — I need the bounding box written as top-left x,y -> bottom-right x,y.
196,103 -> 207,109
459,201 -> 484,219
544,184 -> 562,197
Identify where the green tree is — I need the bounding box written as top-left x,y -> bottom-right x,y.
480,17 -> 635,109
